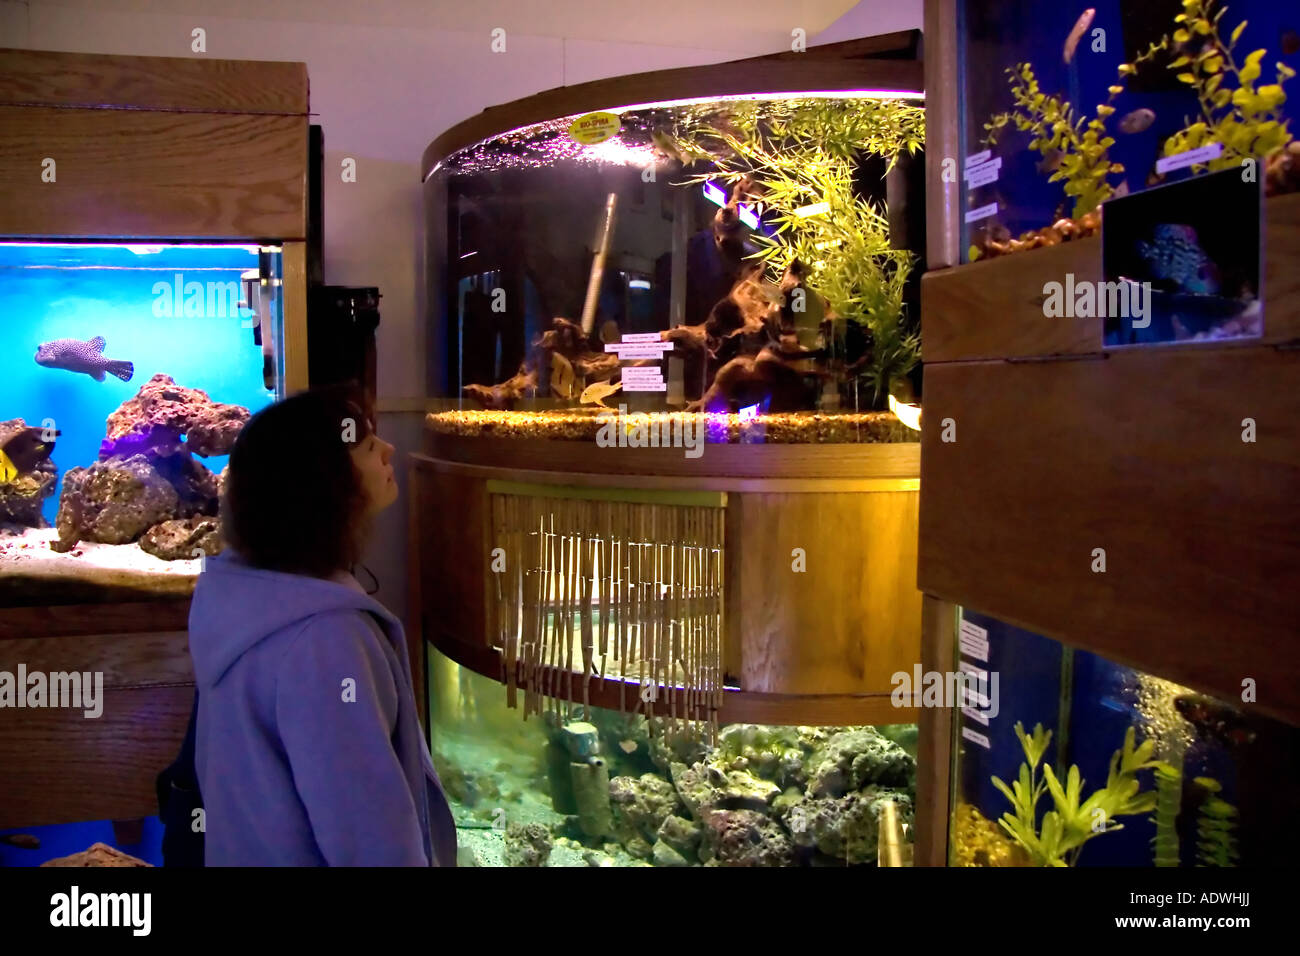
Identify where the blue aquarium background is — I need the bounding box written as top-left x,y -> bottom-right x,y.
959,0 -> 1300,257
0,243 -> 277,524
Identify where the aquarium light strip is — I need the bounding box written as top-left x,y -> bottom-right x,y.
702,181 -> 727,207
737,204 -> 759,230
0,241 -> 269,253
606,89 -> 924,113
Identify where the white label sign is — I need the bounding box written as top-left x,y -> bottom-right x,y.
965,202 -> 999,224
965,149 -> 992,169
607,343 -> 674,358
962,726 -> 991,750
967,163 -> 1000,188
1155,142 -> 1224,174
623,381 -> 668,392
962,705 -> 990,727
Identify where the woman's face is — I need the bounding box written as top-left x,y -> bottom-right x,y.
349,430 -> 398,517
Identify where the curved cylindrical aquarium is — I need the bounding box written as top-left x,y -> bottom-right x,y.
412,39 -> 933,867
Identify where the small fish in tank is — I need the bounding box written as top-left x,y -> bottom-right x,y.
35,335 -> 135,383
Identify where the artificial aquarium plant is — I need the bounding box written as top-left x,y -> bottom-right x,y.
991,722 -> 1170,867
1155,0 -> 1295,173
986,63 -> 1125,219
1149,762 -> 1183,867
664,99 -> 925,408
1192,777 -> 1239,867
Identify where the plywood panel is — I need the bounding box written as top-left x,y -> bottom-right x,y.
922,192 -> 1300,362
735,489 -> 922,696
0,599 -> 190,639
918,345 -> 1300,724
0,48 -> 308,113
0,106 -> 307,238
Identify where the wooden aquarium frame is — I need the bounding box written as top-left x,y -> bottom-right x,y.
0,48 -> 311,830
409,435 -> 925,730
915,0 -> 1300,867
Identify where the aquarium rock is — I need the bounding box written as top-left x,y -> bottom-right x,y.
0,419 -> 58,527
151,451 -> 220,519
655,814 -> 703,860
52,454 -> 179,551
39,842 -> 151,867
783,787 -> 913,865
699,808 -> 793,867
610,773 -> 684,848
805,728 -> 915,799
102,373 -> 250,459
652,839 -> 691,867
503,821 -> 552,867
139,516 -> 223,561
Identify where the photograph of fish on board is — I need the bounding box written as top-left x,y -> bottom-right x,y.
1101,167 -> 1263,346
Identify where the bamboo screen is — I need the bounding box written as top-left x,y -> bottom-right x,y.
486,482 -> 727,743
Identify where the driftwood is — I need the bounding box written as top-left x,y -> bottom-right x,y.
463,317 -> 619,410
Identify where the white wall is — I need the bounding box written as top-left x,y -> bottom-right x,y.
0,0 -> 915,621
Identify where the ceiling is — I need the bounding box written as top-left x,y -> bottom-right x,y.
20,0 -> 865,53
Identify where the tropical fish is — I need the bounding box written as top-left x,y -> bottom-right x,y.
0,426 -> 60,481
34,336 -> 133,382
1137,224 -> 1221,294
1118,108 -> 1156,134
580,379 -> 623,408
549,352 -> 576,400
0,833 -> 40,849
1283,30 -> 1300,57
1063,8 -> 1096,63
1175,693 -> 1257,747
1036,148 -> 1064,175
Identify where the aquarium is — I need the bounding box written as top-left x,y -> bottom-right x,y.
958,0 -> 1298,342
949,609 -> 1300,867
0,242 -> 283,604
429,647 -> 918,867
423,91 -> 927,445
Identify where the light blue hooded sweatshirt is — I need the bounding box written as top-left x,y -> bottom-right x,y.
188,551 -> 458,866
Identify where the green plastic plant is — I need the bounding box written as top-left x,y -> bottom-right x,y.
664,99 -> 924,408
1159,0 -> 1295,170
1150,761 -> 1183,867
1193,777 -> 1239,867
992,722 -> 1169,867
986,64 -> 1125,218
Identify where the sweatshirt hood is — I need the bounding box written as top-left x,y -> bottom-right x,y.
189,550 -> 401,691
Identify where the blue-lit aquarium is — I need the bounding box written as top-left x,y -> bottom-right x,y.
949,610 -> 1300,866
958,0 -> 1298,341
0,242 -> 282,605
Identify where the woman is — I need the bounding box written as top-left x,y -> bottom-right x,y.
188,386 -> 457,866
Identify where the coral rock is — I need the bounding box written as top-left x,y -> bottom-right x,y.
103,373 -> 250,459
52,455 -> 179,552
139,516 -> 223,561
652,839 -> 691,867
610,773 -> 684,847
503,821 -> 552,867
805,728 -> 915,799
783,787 -> 913,865
0,420 -> 57,527
656,814 -> 703,860
700,808 -> 793,867
40,842 -> 151,867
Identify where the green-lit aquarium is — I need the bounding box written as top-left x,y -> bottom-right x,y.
423,87 -> 928,445
0,242 -> 284,604
949,610 -> 1300,867
430,647 -> 918,867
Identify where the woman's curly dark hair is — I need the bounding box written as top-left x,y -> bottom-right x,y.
222,385 -> 375,577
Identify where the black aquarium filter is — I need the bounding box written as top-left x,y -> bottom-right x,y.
307,285 -> 381,405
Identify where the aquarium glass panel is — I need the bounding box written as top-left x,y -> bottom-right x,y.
425,93 -> 927,444
949,609 -> 1300,867
429,647 -> 918,867
0,242 -> 280,604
